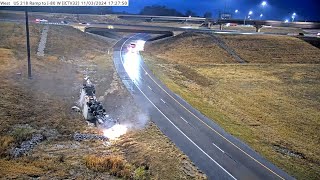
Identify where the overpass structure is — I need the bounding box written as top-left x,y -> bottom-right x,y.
115,14 -> 320,32
85,24 -> 175,41
117,14 -> 207,23
84,23 -> 214,39
83,22 -> 313,41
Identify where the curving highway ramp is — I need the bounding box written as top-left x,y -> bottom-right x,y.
113,33 -> 294,180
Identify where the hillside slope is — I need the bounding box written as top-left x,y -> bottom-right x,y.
143,32 -> 320,179
0,23 -> 206,179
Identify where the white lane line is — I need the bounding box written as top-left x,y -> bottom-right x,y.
180,116 -> 189,124
119,35 -> 236,180
148,86 -> 152,91
160,98 -> 166,104
135,83 -> 236,180
139,51 -> 285,179
212,142 -> 225,153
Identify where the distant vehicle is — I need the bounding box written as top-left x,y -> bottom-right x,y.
127,43 -> 137,53
79,22 -> 90,25
35,19 -> 48,24
61,20 -> 68,24
130,43 -> 136,48
136,40 -> 146,51
225,23 -> 237,27
127,41 -> 146,53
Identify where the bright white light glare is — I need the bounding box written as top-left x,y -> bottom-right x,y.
235,9 -> 239,13
103,124 -> 128,140
215,32 -> 230,34
248,11 -> 253,15
292,12 -> 296,16
284,19 -> 289,23
260,14 -> 263,17
136,40 -> 146,51
241,32 -> 254,35
123,52 -> 141,81
261,1 -> 267,6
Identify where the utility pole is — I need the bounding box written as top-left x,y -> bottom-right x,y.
25,7 -> 32,79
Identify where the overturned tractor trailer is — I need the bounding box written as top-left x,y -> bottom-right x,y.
78,77 -> 116,128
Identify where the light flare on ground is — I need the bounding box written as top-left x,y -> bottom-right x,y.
123,50 -> 141,81
136,40 -> 146,51
103,124 -> 128,140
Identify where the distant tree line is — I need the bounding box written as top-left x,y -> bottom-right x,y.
140,5 -> 212,18
0,6 -> 112,14
140,5 -> 184,16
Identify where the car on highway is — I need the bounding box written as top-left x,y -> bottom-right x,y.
127,43 -> 137,53
61,20 -> 69,24
35,19 -> 48,24
79,22 -> 90,25
126,41 -> 146,53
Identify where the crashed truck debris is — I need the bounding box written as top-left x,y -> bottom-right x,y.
78,77 -> 117,129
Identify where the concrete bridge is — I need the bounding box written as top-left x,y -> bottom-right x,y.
115,14 -> 320,32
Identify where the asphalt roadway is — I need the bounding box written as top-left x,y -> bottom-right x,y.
113,34 -> 294,180
0,16 -> 294,179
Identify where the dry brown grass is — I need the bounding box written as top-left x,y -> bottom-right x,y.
0,22 -> 204,179
260,27 -> 304,34
0,159 -> 44,179
143,33 -> 320,179
220,34 -> 320,63
85,154 -> 132,178
0,22 -> 98,178
0,22 -> 42,59
218,25 -> 304,34
46,25 -> 111,60
0,136 -> 15,157
114,123 -> 207,180
147,33 -> 236,64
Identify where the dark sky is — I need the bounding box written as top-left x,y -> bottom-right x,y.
114,0 -> 320,21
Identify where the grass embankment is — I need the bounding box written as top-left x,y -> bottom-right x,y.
143,32 -> 320,179
150,32 -> 236,64
213,25 -> 304,34
0,22 -> 205,179
221,34 -> 320,63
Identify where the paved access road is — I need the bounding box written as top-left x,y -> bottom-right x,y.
114,34 -> 293,180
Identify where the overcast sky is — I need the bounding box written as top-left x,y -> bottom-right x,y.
114,0 -> 320,21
